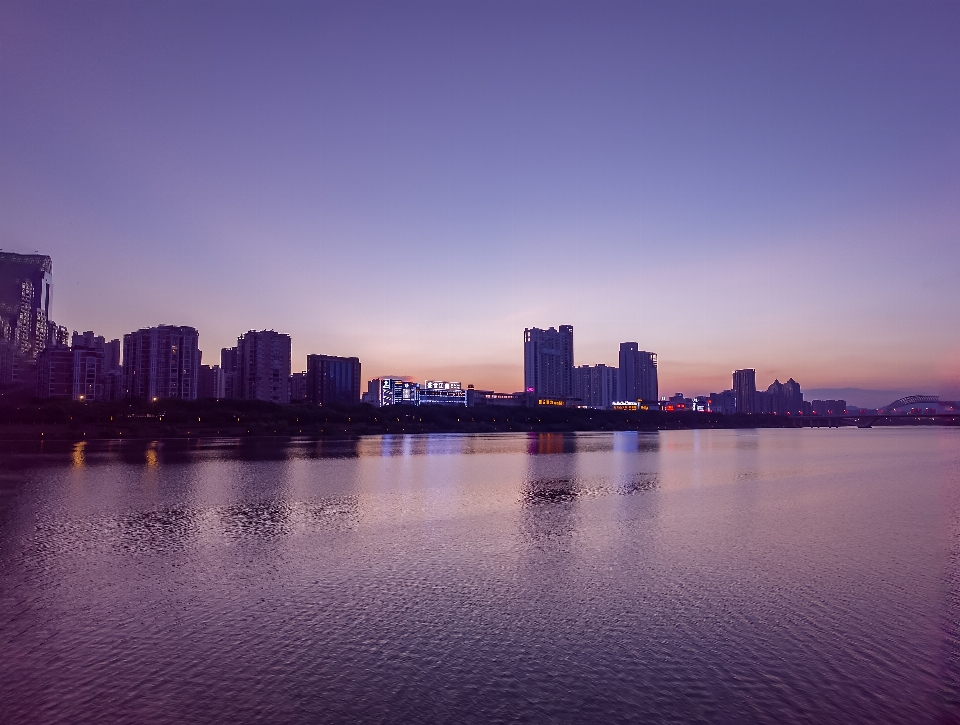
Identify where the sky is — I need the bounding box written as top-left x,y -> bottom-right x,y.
1,0 -> 958,401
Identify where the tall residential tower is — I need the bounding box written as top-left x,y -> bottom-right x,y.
618,343 -> 658,402
523,325 -> 574,401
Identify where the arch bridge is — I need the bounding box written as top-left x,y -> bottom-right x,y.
880,396 -> 960,415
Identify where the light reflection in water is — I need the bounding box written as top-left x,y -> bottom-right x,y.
71,441 -> 86,467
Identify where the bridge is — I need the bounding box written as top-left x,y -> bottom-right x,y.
794,395 -> 960,428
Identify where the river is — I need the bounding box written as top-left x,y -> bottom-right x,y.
1,428 -> 959,723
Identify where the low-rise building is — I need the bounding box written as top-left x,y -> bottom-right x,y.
419,380 -> 467,406
368,377 -> 420,406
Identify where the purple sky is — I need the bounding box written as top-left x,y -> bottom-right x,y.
2,0 -> 958,398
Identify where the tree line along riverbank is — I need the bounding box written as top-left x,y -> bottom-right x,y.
0,396 -> 811,441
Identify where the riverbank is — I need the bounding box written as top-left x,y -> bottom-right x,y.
0,397 -> 816,441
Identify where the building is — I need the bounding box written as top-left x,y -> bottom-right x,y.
662,393 -> 693,412
761,378 -> 804,415
812,399 -> 846,416
306,354 -> 361,406
573,364 -> 618,409
36,345 -> 74,399
220,346 -> 240,399
369,377 -> 420,407
419,380 -> 467,406
237,330 -> 291,403
707,389 -> 737,414
71,330 -> 105,401
0,341 -> 19,386
198,364 -> 225,400
465,388 -> 530,407
289,371 -> 308,402
0,252 -> 55,358
101,339 -> 122,401
122,325 -> 200,401
618,343 -> 658,402
524,325 -> 574,403
733,369 -> 757,414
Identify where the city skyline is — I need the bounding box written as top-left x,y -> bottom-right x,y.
2,1 -> 958,399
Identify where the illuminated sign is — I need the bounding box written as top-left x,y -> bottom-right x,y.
378,377 -> 420,406
424,380 -> 461,390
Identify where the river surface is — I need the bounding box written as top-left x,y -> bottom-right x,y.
1,428 -> 959,724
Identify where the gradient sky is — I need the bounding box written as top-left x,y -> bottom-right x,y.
2,0 -> 958,399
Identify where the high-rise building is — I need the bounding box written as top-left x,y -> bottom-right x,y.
306,354 -> 361,406
618,343 -> 658,402
198,364 -> 225,400
71,330 -> 105,401
220,346 -> 240,399
100,338 -> 122,401
237,330 -> 291,404
0,252 -> 52,357
733,369 -> 757,414
573,364 -> 618,409
122,325 -> 200,400
0,252 -> 68,360
763,378 -> 803,415
524,325 -> 574,402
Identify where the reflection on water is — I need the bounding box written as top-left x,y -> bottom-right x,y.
2,429 -> 960,725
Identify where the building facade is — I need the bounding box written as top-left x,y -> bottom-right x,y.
237,330 -> 292,404
369,377 -> 420,407
198,364 -> 226,400
122,325 -> 200,401
618,343 -> 658,402
36,345 -> 74,399
306,354 -> 361,406
524,325 -> 574,403
419,380 -> 467,406
573,364 -> 618,409
71,331 -> 105,401
289,371 -> 308,402
220,346 -> 240,399
733,369 -> 757,414
0,252 -> 55,358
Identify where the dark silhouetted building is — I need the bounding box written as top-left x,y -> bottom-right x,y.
764,378 -> 804,415
573,364 -> 618,409
101,338 -> 122,401
708,389 -> 737,414
290,371 -> 308,402
237,330 -> 291,404
306,354 -> 361,405
618,343 -> 658,402
122,325 -> 200,400
36,345 -> 73,398
198,364 -> 225,400
220,346 -> 239,399
812,399 -> 846,416
524,325 -> 574,402
733,369 -> 757,413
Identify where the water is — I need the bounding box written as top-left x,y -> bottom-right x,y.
1,428 -> 959,724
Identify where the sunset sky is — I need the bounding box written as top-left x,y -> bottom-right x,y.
2,0 -> 958,402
